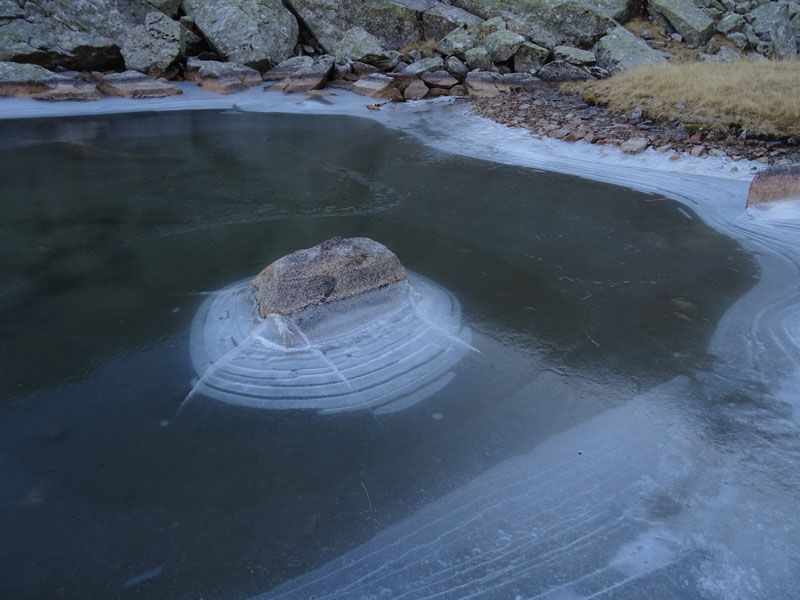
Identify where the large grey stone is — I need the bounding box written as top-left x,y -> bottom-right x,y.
746,166 -> 800,207
403,78 -> 430,99
502,72 -> 540,90
251,237 -> 408,317
771,4 -> 799,59
0,0 -> 153,71
268,55 -> 334,93
465,46 -> 494,70
185,58 -> 263,94
648,0 -> 715,45
697,45 -> 741,61
182,0 -> 298,70
421,70 -> 459,88
0,61 -> 100,100
484,29 -> 526,62
750,1 -> 800,38
590,0 -> 640,21
97,70 -> 183,98
620,138 -> 650,154
395,56 -> 444,77
716,12 -> 745,34
421,3 -> 483,40
449,0 -> 617,48
262,56 -> 314,81
146,0 -> 182,17
554,45 -> 596,64
593,26 -> 668,73
446,55 -> 469,78
513,41 -> 550,73
352,72 -> 403,99
290,0 -> 424,52
537,59 -> 592,81
435,26 -> 479,59
464,70 -> 509,96
333,27 -> 390,64
0,0 -> 25,18
121,12 -> 181,77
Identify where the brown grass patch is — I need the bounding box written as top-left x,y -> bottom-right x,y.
567,60 -> 800,138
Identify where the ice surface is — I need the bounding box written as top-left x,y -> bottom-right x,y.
3,86 -> 799,599
255,375 -> 799,599
187,272 -> 473,414
252,378 -> 722,599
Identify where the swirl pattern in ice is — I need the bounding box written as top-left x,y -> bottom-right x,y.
187,272 -> 473,414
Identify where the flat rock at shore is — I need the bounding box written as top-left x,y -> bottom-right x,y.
185,58 -> 262,94
97,70 -> 182,98
746,165 -> 800,207
0,61 -> 100,100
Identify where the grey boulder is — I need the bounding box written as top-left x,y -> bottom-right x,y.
435,26 -> 479,60
648,0 -> 715,45
593,26 -> 668,73
262,56 -> 314,81
553,45 -> 596,65
537,59 -> 592,81
484,29 -> 526,62
182,0 -> 298,70
513,41 -> 551,73
421,3 -> 483,40
290,0 -> 421,52
448,0 -> 616,48
251,237 -> 408,318
352,73 -> 403,99
268,55 -> 334,93
465,46 -> 494,71
465,70 -> 509,96
746,165 -> 800,207
121,12 -> 181,77
333,27 -> 390,65
0,0 -> 153,71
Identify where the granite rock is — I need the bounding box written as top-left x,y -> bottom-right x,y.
251,237 -> 408,317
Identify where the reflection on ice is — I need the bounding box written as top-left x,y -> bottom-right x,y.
257,378 -> 704,599
188,272 -> 473,414
257,375 -> 798,599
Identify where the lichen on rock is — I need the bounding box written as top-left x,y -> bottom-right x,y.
182,0 -> 299,70
251,237 -> 408,318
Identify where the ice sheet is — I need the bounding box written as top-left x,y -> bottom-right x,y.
3,86 -> 799,599
186,272 -> 473,414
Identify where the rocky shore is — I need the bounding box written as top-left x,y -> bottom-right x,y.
470,84 -> 800,167
1,0 -> 799,165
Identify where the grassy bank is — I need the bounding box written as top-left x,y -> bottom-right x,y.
568,61 -> 800,139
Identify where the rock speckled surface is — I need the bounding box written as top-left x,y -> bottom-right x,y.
251,237 -> 408,317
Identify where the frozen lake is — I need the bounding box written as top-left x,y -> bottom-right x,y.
1,92 -> 798,600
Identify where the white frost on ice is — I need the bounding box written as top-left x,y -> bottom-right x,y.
186,272 -> 472,414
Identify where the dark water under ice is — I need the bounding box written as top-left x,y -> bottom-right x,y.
0,111 -> 772,599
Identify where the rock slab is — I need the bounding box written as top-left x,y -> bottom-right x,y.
97,70 -> 182,98
185,58 -> 262,94
746,166 -> 800,207
120,11 -> 182,77
182,0 -> 298,70
251,237 -> 408,317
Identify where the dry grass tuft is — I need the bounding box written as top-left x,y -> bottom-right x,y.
567,60 -> 800,138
